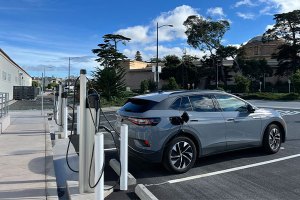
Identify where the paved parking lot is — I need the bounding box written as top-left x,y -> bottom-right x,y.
101,105 -> 300,200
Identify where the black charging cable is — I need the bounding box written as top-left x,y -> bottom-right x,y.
65,77 -> 80,173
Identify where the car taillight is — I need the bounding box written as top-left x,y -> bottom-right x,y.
127,117 -> 161,126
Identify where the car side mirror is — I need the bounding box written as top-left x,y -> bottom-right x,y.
247,104 -> 255,113
181,111 -> 189,123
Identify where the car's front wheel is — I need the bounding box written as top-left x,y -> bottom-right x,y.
263,124 -> 282,154
163,136 -> 197,173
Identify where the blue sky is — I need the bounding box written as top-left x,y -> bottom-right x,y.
0,0 -> 299,78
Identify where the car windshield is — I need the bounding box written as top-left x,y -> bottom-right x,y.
121,98 -> 158,113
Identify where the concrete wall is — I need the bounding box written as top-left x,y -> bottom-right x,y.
0,49 -> 32,100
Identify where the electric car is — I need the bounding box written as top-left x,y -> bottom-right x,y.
115,90 -> 287,173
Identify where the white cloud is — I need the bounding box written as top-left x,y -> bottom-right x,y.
265,24 -> 274,31
234,0 -> 257,7
259,0 -> 300,14
1,45 -> 97,77
116,26 -> 150,43
153,5 -> 199,41
236,12 -> 255,19
207,7 -> 226,18
115,5 -> 199,46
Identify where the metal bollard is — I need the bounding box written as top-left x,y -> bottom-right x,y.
95,132 -> 104,200
120,124 -> 128,190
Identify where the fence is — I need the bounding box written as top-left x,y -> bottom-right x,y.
0,92 -> 9,118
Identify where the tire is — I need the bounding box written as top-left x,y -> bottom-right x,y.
163,136 -> 197,173
263,124 -> 282,154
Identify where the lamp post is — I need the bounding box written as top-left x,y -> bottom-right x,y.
156,22 -> 173,90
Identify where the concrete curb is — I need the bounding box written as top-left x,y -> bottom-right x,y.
109,158 -> 137,185
66,181 -> 113,200
135,184 -> 158,200
46,117 -> 59,200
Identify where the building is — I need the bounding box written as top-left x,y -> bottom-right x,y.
0,49 -> 32,100
120,60 -> 166,91
241,35 -> 285,85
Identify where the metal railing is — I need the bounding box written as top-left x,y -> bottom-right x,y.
0,92 -> 9,118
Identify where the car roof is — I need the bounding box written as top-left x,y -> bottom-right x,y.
131,90 -> 227,102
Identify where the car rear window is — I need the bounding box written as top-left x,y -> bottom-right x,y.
121,98 -> 158,113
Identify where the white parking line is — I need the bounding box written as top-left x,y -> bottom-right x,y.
167,154 -> 300,184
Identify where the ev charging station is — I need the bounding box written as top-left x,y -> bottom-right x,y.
78,69 -> 129,199
53,69 -> 130,199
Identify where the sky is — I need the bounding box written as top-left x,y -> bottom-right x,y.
0,0 -> 300,78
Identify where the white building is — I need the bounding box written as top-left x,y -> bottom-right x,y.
0,48 -> 32,100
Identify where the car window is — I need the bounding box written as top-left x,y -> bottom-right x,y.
170,98 -> 181,110
180,96 -> 192,111
189,95 -> 215,112
121,98 -> 158,113
215,94 -> 247,112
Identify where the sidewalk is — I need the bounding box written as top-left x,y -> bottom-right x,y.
0,110 -> 58,200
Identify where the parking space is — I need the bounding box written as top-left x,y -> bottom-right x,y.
101,107 -> 300,199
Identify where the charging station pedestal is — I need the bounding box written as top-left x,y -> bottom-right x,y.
58,84 -> 63,132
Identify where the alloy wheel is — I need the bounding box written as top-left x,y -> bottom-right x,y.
269,127 -> 281,151
170,141 -> 194,170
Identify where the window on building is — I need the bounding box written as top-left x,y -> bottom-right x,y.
8,74 -> 11,82
254,46 -> 259,55
2,71 -> 6,81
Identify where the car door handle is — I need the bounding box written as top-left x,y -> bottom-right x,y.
190,119 -> 199,122
227,118 -> 235,122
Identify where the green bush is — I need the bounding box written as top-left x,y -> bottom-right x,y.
234,74 -> 250,93
162,77 -> 179,90
140,80 -> 149,94
292,69 -> 300,93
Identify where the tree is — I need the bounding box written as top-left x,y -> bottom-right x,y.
184,15 -> 230,87
262,10 -> 300,75
140,80 -> 149,93
184,16 -> 230,55
234,74 -> 250,93
161,54 -> 200,88
32,80 -> 39,87
92,34 -> 130,100
291,69 -> 300,93
162,77 -> 179,90
135,51 -> 143,61
239,59 -> 273,81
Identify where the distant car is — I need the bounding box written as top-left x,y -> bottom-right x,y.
115,90 -> 287,173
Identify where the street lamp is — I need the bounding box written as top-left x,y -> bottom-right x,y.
156,22 -> 173,90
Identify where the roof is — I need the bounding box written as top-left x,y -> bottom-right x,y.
0,48 -> 31,77
248,36 -> 263,43
132,90 -> 226,102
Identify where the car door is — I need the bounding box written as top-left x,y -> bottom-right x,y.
180,95 -> 227,155
214,94 -> 262,150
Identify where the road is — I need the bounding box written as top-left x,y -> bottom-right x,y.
100,101 -> 300,200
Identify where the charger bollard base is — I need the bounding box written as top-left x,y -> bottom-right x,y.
66,181 -> 113,200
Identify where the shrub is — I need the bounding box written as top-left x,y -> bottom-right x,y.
292,69 -> 300,93
234,74 -> 250,93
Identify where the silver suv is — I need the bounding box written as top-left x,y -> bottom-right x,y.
115,90 -> 287,173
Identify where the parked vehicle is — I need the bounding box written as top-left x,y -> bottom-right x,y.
115,90 -> 287,173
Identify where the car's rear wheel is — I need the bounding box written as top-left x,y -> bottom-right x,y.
163,136 -> 197,173
263,124 -> 282,154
